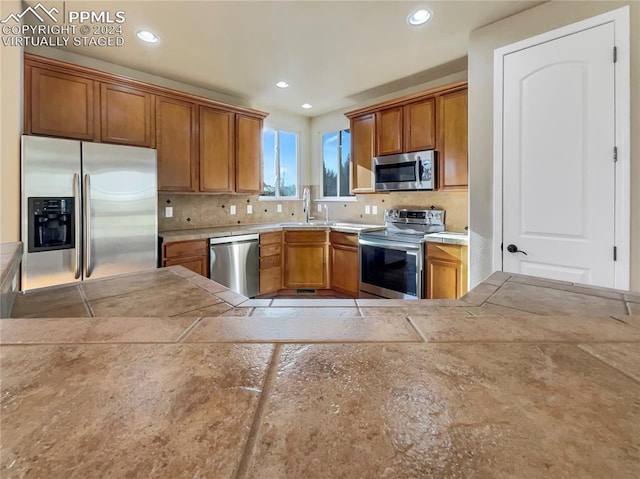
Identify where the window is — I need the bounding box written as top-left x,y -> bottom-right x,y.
322,129 -> 351,197
262,128 -> 299,197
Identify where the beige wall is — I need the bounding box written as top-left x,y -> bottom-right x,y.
468,1 -> 640,291
0,1 -> 23,243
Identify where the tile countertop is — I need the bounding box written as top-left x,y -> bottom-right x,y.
160,223 -> 469,244
2,266 -> 640,478
0,242 -> 22,289
159,222 -> 385,243
424,231 -> 469,245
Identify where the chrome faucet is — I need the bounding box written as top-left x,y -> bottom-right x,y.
302,187 -> 311,223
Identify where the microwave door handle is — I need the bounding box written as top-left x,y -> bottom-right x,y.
418,161 -> 423,182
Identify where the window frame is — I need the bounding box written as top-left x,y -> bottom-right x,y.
320,128 -> 354,201
260,126 -> 301,201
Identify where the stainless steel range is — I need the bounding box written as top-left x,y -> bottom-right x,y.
359,208 -> 445,299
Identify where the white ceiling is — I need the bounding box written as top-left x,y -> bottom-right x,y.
24,1 -> 544,116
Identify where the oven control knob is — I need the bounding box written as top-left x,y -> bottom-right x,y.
427,213 -> 433,219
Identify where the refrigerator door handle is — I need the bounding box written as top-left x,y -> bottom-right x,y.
73,173 -> 81,279
83,173 -> 92,278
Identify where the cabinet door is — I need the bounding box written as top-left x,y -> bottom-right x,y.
376,107 -> 403,156
284,244 -> 327,289
235,115 -> 262,194
330,245 -> 359,296
438,89 -> 468,190
200,107 -> 234,192
350,114 -> 375,193
29,66 -> 96,140
163,256 -> 208,277
404,98 -> 435,152
426,258 -> 463,299
156,96 -> 198,192
101,83 -> 154,147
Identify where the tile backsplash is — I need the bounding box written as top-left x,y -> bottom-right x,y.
158,189 -> 468,232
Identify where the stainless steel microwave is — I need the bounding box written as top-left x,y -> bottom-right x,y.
373,150 -> 436,191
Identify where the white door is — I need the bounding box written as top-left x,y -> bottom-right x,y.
502,22 -> 616,288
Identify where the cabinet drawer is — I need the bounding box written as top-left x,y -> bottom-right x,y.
260,231 -> 282,245
285,230 -> 327,244
260,244 -> 281,257
329,231 -> 358,248
164,239 -> 208,259
425,242 -> 466,262
260,255 -> 281,270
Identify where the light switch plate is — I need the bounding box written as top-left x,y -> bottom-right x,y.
165,206 -> 173,218
247,204 -> 253,214
372,205 -> 378,214
277,204 -> 282,213
365,205 -> 371,215
230,205 -> 236,215
317,204 -> 323,213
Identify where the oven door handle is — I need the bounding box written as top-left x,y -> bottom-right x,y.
358,238 -> 423,252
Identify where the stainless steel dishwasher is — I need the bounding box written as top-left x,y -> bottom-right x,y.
209,234 -> 259,298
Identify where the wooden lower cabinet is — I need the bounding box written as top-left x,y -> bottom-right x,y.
424,243 -> 468,299
259,232 -> 282,294
329,232 -> 359,297
162,239 -> 208,277
284,230 -> 329,289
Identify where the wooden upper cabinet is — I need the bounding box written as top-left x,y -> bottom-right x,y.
350,114 -> 375,193
438,89 -> 468,190
376,107 -> 403,156
29,66 -> 97,140
404,98 -> 436,152
100,83 -> 154,147
200,107 -> 234,193
235,114 -> 262,194
156,96 -> 198,192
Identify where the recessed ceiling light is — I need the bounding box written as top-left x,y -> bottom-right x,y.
136,30 -> 159,43
407,9 -> 432,26
301,103 -> 313,109
276,81 -> 289,88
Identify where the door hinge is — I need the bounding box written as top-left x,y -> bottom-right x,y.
614,146 -> 618,162
613,246 -> 617,261
613,46 -> 617,63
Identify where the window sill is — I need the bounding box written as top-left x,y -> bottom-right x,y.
316,197 -> 358,202
258,196 -> 301,202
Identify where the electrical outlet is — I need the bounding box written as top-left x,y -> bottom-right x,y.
365,205 -> 371,215
317,204 -> 323,213
230,205 -> 236,215
165,206 -> 173,218
372,205 -> 378,214
247,204 -> 253,214
277,204 -> 282,213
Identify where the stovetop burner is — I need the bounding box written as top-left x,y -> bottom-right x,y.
359,208 -> 445,243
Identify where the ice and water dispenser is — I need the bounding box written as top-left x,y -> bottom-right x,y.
27,197 -> 75,253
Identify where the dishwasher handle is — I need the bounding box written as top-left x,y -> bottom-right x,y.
209,233 -> 259,246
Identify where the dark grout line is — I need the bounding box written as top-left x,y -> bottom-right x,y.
405,317 -> 427,342
77,285 -> 95,318
575,344 -> 640,385
233,343 -> 282,479
176,317 -> 204,342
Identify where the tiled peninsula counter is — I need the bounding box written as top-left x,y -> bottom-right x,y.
1,266 -> 638,478
0,242 -> 22,318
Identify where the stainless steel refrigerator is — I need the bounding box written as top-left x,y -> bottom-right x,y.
21,135 -> 158,291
